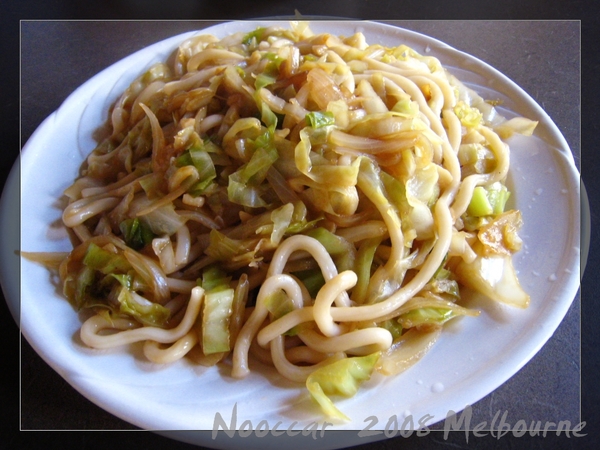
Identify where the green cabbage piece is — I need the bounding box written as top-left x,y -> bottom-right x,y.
494,117 -> 538,139
255,73 -> 277,90
116,283 -> 170,327
293,268 -> 326,299
284,201 -> 323,235
241,145 -> 279,185
68,243 -> 132,311
454,101 -> 483,128
397,307 -> 455,329
356,158 -> 406,302
199,265 -> 231,292
259,101 -> 279,129
295,128 -> 359,186
227,125 -> 279,208
199,267 -> 235,354
467,182 -> 511,217
263,289 -> 301,336
422,264 -> 461,301
262,51 -> 286,68
174,131 -> 229,189
294,127 -> 361,216
227,173 -> 270,208
391,97 -> 419,117
83,242 -> 132,274
378,319 -> 404,341
378,170 -> 413,237
175,146 -> 218,196
263,289 -> 295,320
351,237 -> 383,305
458,143 -> 495,175
404,163 -> 439,239
428,278 -> 460,300
379,165 -> 438,243
306,111 -> 335,128
230,201 -> 319,242
242,27 -> 266,46
70,243 -> 170,327
204,229 -> 261,270
119,218 -> 155,250
306,353 -> 380,421
267,202 -> 294,245
72,266 -> 98,310
304,227 -> 356,272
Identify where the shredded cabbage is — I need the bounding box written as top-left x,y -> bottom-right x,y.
199,267 -> 235,354
306,353 -> 380,421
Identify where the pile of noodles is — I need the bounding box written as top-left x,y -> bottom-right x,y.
26,22 -> 536,420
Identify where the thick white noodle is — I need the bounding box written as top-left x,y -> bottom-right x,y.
80,286 -> 204,348
143,331 -> 199,364
232,274 -> 304,378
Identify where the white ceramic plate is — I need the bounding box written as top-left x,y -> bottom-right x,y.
9,20 -> 581,449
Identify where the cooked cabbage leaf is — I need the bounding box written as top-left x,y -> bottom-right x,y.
199,266 -> 235,354
306,352 -> 380,421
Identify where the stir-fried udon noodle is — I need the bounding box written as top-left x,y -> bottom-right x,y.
27,22 -> 538,420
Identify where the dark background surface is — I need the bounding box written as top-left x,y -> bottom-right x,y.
2,1 -> 598,449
